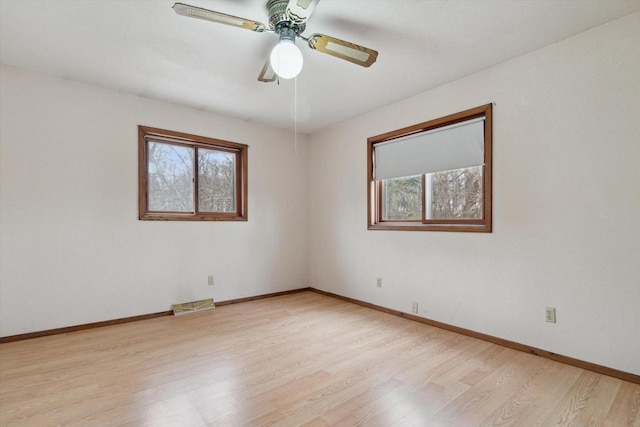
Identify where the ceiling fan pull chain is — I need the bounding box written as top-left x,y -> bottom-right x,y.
294,75 -> 298,154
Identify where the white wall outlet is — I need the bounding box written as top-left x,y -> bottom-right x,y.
545,307 -> 556,323
208,275 -> 215,286
411,302 -> 418,314
376,277 -> 383,288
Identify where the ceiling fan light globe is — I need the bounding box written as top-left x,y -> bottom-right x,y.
270,39 -> 303,79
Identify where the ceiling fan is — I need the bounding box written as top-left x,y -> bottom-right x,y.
173,0 -> 378,82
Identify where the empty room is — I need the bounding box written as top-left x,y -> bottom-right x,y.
1,0 -> 639,425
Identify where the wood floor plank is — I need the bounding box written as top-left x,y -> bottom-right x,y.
1,291 -> 638,426
604,381 -> 640,427
478,358 -> 573,426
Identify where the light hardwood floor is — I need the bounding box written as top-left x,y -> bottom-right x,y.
1,292 -> 638,426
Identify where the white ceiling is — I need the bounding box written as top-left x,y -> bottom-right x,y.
1,0 -> 639,134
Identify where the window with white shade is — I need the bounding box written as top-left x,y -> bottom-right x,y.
367,104 -> 492,232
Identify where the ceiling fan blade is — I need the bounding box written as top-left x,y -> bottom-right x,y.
286,0 -> 320,25
307,33 -> 378,67
173,3 -> 267,32
258,61 -> 277,83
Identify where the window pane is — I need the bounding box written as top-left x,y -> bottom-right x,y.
147,142 -> 194,212
382,175 -> 422,220
425,165 -> 483,220
198,148 -> 236,212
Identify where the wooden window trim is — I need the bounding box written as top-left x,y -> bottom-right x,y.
367,104 -> 492,232
138,126 -> 248,221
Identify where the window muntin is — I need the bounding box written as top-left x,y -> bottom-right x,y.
139,126 -> 247,221
368,104 -> 492,232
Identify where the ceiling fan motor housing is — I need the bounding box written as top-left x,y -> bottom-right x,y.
267,0 -> 305,34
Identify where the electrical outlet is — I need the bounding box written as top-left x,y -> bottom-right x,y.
376,277 -> 383,288
208,275 -> 214,286
411,302 -> 418,314
545,307 -> 556,323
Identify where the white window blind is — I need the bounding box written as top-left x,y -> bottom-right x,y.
374,118 -> 485,180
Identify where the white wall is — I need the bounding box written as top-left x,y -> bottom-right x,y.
0,65 -> 309,337
308,13 -> 640,375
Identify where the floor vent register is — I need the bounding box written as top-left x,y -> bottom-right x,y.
172,298 -> 215,316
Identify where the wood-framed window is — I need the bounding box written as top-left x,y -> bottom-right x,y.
138,126 -> 248,221
367,104 -> 492,232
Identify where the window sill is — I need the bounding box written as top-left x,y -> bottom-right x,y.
368,222 -> 491,232
140,213 -> 247,221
